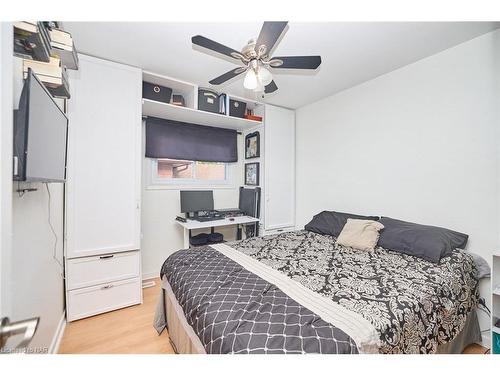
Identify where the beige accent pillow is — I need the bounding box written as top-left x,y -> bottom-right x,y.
336,219 -> 385,251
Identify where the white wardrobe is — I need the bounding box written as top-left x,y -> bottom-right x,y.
262,105 -> 295,234
65,55 -> 142,321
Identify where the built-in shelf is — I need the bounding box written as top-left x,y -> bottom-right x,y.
142,99 -> 262,131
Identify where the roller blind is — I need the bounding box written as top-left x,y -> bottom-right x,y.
145,117 -> 238,162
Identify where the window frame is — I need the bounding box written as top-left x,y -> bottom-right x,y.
149,158 -> 231,187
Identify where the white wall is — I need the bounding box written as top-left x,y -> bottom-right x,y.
295,30 -> 500,339
7,58 -> 65,352
140,135 -> 245,279
0,22 -> 13,318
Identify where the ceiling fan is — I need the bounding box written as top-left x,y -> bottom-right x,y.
191,21 -> 322,95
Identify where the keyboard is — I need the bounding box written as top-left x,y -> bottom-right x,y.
195,216 -> 224,222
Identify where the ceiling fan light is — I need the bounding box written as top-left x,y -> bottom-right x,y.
257,66 -> 273,86
254,80 -> 265,93
243,69 -> 258,90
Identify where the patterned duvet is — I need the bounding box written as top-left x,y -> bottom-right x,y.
230,231 -> 479,353
160,230 -> 479,354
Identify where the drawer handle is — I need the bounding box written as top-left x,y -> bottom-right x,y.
101,284 -> 114,290
99,255 -> 114,260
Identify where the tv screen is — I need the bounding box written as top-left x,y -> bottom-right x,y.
13,69 -> 68,183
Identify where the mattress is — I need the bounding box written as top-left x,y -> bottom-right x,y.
155,230 -> 480,354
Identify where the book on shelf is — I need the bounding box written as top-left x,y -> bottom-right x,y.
13,21 -> 51,62
23,56 -> 62,79
50,42 -> 79,70
38,21 -> 79,70
47,67 -> 70,99
23,65 -> 70,99
51,40 -> 73,51
48,28 -> 73,47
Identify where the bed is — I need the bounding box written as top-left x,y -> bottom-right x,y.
154,229 -> 480,354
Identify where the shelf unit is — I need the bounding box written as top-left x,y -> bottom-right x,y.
492,253 -> 500,353
141,71 -> 264,131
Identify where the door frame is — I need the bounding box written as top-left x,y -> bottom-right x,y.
0,22 -> 13,317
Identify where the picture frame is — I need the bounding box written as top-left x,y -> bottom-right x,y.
245,162 -> 260,186
245,131 -> 260,159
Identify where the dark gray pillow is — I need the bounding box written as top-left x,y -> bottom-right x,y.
304,211 -> 380,237
469,252 -> 490,279
377,217 -> 468,263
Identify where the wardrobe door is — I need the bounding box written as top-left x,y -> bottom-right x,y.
264,105 -> 295,230
66,55 -> 141,259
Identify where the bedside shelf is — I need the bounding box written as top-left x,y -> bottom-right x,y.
142,99 -> 262,131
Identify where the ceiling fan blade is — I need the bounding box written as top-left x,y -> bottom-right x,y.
255,22 -> 288,56
264,80 -> 278,94
192,35 -> 241,60
271,56 -> 322,69
209,67 -> 247,85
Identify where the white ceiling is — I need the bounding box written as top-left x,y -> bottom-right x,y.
64,22 -> 499,109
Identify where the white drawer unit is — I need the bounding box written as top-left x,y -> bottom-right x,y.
66,251 -> 140,290
67,277 -> 142,322
64,55 -> 143,321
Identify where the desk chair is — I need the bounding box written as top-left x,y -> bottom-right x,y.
238,187 -> 261,239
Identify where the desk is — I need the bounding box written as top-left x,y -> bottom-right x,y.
176,216 -> 260,248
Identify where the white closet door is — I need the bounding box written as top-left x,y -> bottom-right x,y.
264,105 -> 295,230
66,55 -> 141,259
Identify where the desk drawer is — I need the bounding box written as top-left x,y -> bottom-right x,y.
67,250 -> 140,290
67,277 -> 141,321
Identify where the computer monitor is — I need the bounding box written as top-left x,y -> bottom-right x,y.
180,190 -> 214,213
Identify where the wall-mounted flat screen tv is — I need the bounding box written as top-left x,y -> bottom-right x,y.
13,68 -> 68,183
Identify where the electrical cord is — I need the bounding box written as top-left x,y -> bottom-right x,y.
45,183 -> 64,275
477,297 -> 492,334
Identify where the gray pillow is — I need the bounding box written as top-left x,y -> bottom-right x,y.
377,217 -> 468,263
469,252 -> 490,279
304,211 -> 380,237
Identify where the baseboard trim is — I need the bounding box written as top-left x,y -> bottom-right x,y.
49,311 -> 66,354
481,332 -> 491,349
142,271 -> 158,281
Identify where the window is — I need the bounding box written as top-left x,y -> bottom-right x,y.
152,158 -> 228,185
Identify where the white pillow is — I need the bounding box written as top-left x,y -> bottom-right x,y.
337,219 -> 384,251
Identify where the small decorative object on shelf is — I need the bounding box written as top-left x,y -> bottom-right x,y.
245,162 -> 260,186
244,109 -> 263,122
245,131 -> 260,159
171,94 -> 185,107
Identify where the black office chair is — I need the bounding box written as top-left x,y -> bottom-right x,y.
238,187 -> 261,239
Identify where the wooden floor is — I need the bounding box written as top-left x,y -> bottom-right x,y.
59,277 -> 489,354
59,278 -> 175,354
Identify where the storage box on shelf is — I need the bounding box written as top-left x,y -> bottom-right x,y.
141,72 -> 264,131
143,71 -> 196,109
